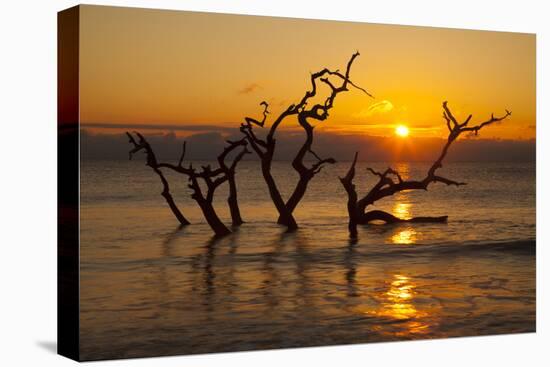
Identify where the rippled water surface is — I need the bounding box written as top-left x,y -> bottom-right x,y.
79,160 -> 535,360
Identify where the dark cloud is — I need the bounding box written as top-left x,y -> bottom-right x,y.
238,83 -> 262,94
81,129 -> 535,162
412,123 -> 440,129
81,122 -> 236,133
81,130 -> 233,162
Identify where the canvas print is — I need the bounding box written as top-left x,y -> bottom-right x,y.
58,5 -> 536,361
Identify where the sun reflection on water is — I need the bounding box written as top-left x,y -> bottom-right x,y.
390,186 -> 419,244
393,202 -> 412,220
368,274 -> 432,336
393,163 -> 410,180
391,228 -> 418,245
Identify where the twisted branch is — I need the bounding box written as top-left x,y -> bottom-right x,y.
126,132 -> 190,225
244,101 -> 269,127
339,101 -> 512,232
237,52 -> 371,229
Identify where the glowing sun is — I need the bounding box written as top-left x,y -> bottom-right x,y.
395,125 -> 410,137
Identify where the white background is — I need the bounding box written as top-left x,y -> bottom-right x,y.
0,0 -> 547,365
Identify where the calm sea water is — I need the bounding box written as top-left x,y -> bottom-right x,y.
79,160 -> 535,360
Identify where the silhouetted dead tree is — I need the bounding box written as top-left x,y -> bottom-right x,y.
340,152 -> 360,238
127,132 -> 250,237
186,163 -> 233,237
240,51 -> 372,230
160,138 -> 250,236
340,101 -> 512,237
126,132 -> 190,226
216,139 -> 250,226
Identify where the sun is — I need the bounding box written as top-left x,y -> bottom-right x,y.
395,125 -> 410,137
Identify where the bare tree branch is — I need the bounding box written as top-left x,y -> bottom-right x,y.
238,52 -> 370,230
339,101 -> 512,234
244,101 -> 269,127
339,152 -> 359,238
126,132 -> 190,226
178,141 -> 186,167
276,52 -> 370,226
217,138 -> 251,226
128,132 -> 250,237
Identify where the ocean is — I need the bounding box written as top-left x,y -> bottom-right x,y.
79,160 -> 535,360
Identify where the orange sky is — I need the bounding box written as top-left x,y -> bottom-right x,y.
79,5 -> 536,140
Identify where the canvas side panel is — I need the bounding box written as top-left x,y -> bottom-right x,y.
57,5 -> 80,362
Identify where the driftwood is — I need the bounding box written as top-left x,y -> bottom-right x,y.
127,132 -> 250,237
240,51 -> 373,230
340,101 -> 512,238
216,139 -> 250,226
126,132 -> 190,226
125,53 -> 512,241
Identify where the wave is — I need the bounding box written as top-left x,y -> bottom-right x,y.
81,238 -> 535,274
376,239 -> 536,258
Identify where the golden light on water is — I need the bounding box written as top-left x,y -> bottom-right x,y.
391,228 -> 418,245
393,202 -> 412,220
393,163 -> 410,180
368,274 -> 432,336
387,275 -> 414,302
395,125 -> 410,137
390,188 -> 419,245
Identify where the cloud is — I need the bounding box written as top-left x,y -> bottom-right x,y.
81,130 -> 232,161
355,100 -> 394,118
81,122 -> 237,133
238,83 -> 262,94
81,129 -> 535,163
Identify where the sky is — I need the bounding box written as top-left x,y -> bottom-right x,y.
77,5 -> 536,160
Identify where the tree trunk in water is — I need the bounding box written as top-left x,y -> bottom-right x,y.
276,176 -> 309,225
196,199 -> 232,237
339,152 -> 359,238
277,115 -> 314,225
127,133 -> 191,226
227,174 -> 244,226
239,53 -> 366,231
154,168 -> 190,226
216,139 -> 250,227
346,199 -> 359,239
261,159 -> 298,230
161,189 -> 190,226
338,102 -> 511,237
